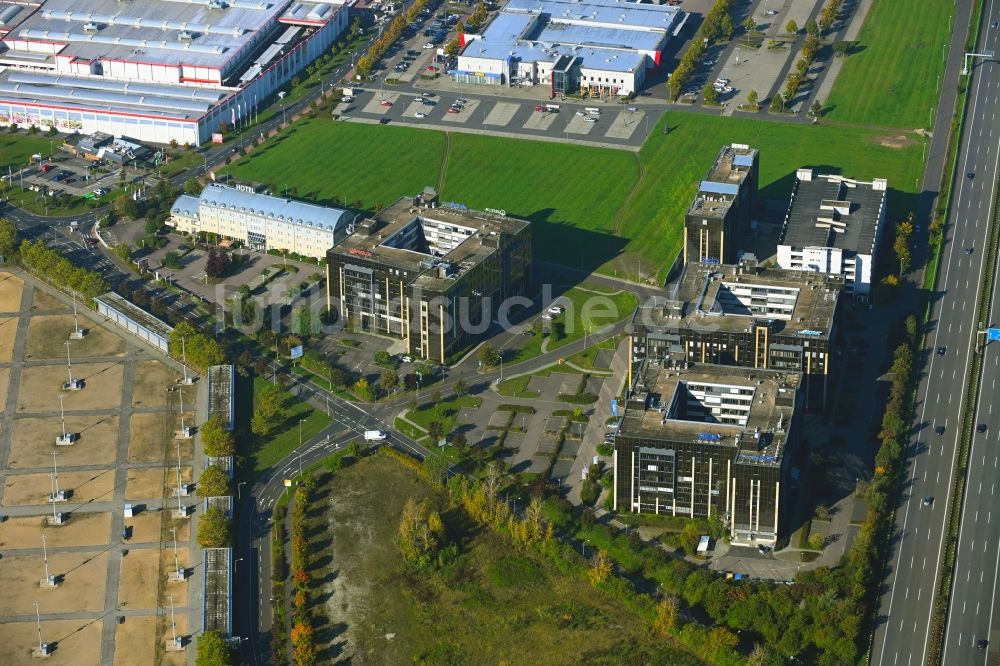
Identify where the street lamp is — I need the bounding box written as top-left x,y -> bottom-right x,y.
237,481 -> 246,500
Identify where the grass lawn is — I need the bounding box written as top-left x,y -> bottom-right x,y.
4,186 -> 118,217
823,0 -> 954,127
406,394 -> 481,436
223,119 -> 446,210
248,377 -> 331,475
222,112 -> 925,280
0,133 -> 52,172
307,454 -> 700,664
496,363 -> 581,397
546,283 -> 637,352
564,334 -> 621,370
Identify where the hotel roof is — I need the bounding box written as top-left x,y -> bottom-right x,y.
504,0 -> 682,31
779,169 -> 888,256
172,184 -> 355,232
687,144 -> 758,219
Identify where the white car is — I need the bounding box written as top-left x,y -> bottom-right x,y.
541,314 -> 553,320
576,110 -> 586,116
715,78 -> 730,86
547,305 -> 565,315
401,355 -> 413,363
583,116 -> 598,123
414,97 -> 425,103
415,112 -> 426,118
423,42 -> 435,48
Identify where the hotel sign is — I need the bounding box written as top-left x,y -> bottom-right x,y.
484,207 -> 506,217
348,248 -> 374,258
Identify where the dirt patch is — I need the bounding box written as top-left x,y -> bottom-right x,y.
26,315 -> 126,359
17,362 -> 124,412
158,614 -> 189,665
128,413 -> 194,463
3,469 -> 116,506
131,360 -> 192,408
29,287 -> 67,312
0,272 -> 24,312
0,317 -> 17,362
118,548 -> 162,609
0,512 -> 112,549
125,466 -> 192,501
113,616 -> 157,666
0,366 -> 11,407
0,551 -> 108,614
127,511 -> 190,544
8,415 -> 120,468
874,134 -> 917,149
0,618 -> 102,665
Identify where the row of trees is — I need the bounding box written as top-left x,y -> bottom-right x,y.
19,239 -> 109,298
201,414 -> 236,457
667,0 -> 734,98
355,0 -> 430,76
196,631 -> 232,666
290,484 -> 316,666
168,321 -> 226,373
251,381 -> 287,437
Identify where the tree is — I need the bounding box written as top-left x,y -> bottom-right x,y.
833,40 -> 850,57
163,251 -> 181,269
786,19 -> 798,34
0,217 -> 17,257
427,420 -> 444,442
145,218 -> 162,235
805,18 -> 818,36
196,631 -> 232,666
380,368 -> 398,393
353,377 -> 375,402
113,243 -> 131,263
770,94 -> 785,112
201,415 -> 235,456
746,89 -> 759,109
679,521 -> 703,555
114,195 -> 140,221
587,549 -> 613,586
184,177 -> 202,195
197,465 -> 232,497
251,410 -> 271,436
256,382 -> 285,423
373,350 -> 393,367
450,431 -> 468,451
654,595 -> 681,634
198,506 -> 232,547
454,378 -> 468,397
702,83 -> 719,105
478,343 -> 500,368
810,99 -> 823,118
808,532 -> 826,550
445,36 -> 462,57
205,248 -> 230,279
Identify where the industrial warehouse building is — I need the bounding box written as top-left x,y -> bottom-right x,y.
169,184 -> 355,260
453,0 -> 687,96
0,0 -> 348,145
628,261 -> 842,408
683,143 -> 759,265
327,188 -> 532,364
776,168 -> 888,299
613,360 -> 802,546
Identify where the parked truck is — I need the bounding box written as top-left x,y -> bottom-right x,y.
364,430 -> 388,441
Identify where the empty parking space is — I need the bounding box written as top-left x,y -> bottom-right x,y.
483,102 -> 519,127
522,108 -> 559,131
604,110 -> 645,140
564,114 -> 598,135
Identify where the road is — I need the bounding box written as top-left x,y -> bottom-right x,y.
871,2 -> 1000,664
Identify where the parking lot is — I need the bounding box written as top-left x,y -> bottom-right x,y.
13,154 -> 121,200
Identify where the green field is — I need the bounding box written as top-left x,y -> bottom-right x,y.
0,134 -> 53,172
306,454 -> 701,664
545,283 -> 637,351
824,0 -> 954,127
224,114 -> 925,279
249,377 -> 332,475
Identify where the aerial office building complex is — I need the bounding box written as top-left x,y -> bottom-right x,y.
684,143 -> 759,265
453,0 -> 687,96
169,184 -> 355,260
776,168 -> 888,298
326,188 -> 532,364
0,0 -> 348,144
628,261 -> 842,408
613,360 -> 802,546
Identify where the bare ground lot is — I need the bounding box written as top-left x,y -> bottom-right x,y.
0,317 -> 17,362
29,287 -> 64,312
17,362 -> 124,412
118,549 -> 162,609
0,551 -> 109,614
0,273 -> 24,312
26,315 -> 126,359
127,511 -> 190,544
131,360 -> 189,408
3,469 -> 116,506
113,616 -> 158,666
0,512 -> 112,549
128,412 -> 194,463
0,366 -> 11,407
0,618 -> 103,665
8,415 -> 120,468
125,466 -> 192,501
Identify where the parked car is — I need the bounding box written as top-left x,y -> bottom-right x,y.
414,112 -> 426,118
380,100 -> 393,107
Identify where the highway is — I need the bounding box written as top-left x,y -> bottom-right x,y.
872,5 -> 1000,665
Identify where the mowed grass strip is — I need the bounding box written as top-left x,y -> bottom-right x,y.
824,0 -> 953,128
0,134 -> 52,171
224,115 -> 925,278
225,119 -> 446,210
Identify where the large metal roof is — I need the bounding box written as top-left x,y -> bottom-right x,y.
177,184 -> 355,232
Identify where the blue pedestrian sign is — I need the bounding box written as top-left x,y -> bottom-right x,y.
290,345 -> 304,359
611,399 -> 618,417
988,328 -> 1000,342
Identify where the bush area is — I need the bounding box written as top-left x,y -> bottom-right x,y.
19,239 -> 109,298
167,321 -> 225,373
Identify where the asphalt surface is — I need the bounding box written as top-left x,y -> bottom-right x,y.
872,2 -> 1000,664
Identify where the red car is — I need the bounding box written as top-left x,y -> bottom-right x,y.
427,65 -> 439,72
447,107 -> 460,114
380,100 -> 392,107
534,105 -> 545,112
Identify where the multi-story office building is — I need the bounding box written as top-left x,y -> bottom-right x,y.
776,168 -> 888,298
326,189 -> 532,363
628,261 -> 842,407
0,0 -> 348,144
168,184 -> 355,260
684,144 -> 759,265
613,360 -> 802,546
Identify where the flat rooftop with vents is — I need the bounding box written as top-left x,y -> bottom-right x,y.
687,144 -> 759,220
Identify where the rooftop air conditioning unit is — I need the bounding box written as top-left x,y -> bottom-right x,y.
83,22 -> 99,32
178,31 -> 193,41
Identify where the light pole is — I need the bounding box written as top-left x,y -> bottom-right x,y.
237,481 -> 246,500
172,527 -> 180,575
50,452 -> 61,502
34,601 -> 44,655
298,419 -> 304,476
64,340 -> 77,389
42,534 -> 52,584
